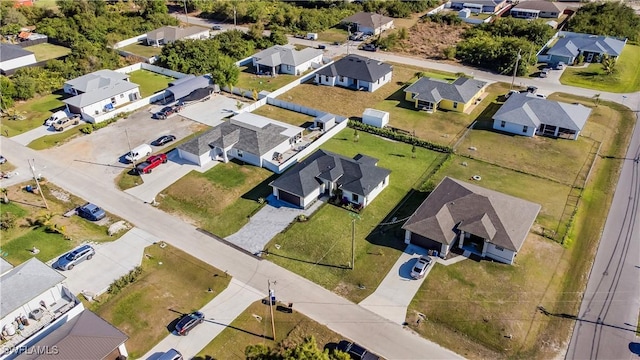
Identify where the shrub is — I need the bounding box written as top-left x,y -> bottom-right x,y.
107,266 -> 143,295
80,124 -> 93,134
347,120 -> 453,153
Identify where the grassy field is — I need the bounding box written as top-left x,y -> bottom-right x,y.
89,244 -> 230,359
559,44 -> 640,93
0,93 -> 68,137
195,301 -> 343,359
127,69 -> 174,98
251,105 -> 316,127
236,66 -> 298,93
121,43 -> 163,58
27,126 -> 85,150
23,43 -> 71,61
318,28 -> 349,43
266,130 -> 447,302
158,161 -> 275,237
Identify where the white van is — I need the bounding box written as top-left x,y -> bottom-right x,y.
125,144 -> 152,163
44,111 -> 68,126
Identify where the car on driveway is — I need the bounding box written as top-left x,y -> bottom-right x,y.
410,255 -> 433,279
212,25 -> 223,30
153,106 -> 177,120
0,155 -> 6,164
336,340 -> 380,360
152,135 -> 176,146
175,311 -> 205,336
56,244 -> 95,271
136,153 -> 168,174
362,43 -> 377,52
77,203 -> 106,221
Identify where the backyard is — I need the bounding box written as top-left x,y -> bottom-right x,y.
23,43 -> 71,62
0,92 -> 68,137
251,105 -> 316,127
121,43 -> 163,58
236,66 -> 299,93
127,69 -> 174,98
88,244 -> 230,359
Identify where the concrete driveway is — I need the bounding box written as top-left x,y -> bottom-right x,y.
11,125 -> 76,146
178,95 -> 240,127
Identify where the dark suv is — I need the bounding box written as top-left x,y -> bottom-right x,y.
175,311 -> 205,336
153,106 -> 176,120
336,340 -> 380,360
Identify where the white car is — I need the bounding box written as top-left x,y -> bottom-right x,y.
410,256 -> 433,279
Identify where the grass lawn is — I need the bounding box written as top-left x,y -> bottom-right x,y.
27,126 -> 85,150
236,66 -> 298,93
195,301 -> 343,359
318,28 -> 349,43
0,93 -> 68,137
559,44 -> 640,93
251,105 -> 316,127
23,43 -> 71,62
158,161 -> 275,238
265,130 -> 448,302
121,43 -> 163,58
127,69 -> 174,98
89,244 -> 230,359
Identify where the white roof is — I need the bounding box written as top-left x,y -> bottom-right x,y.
363,108 -> 389,118
231,112 -> 303,138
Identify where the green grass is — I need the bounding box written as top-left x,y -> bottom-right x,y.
127,69 -> 174,98
34,0 -> 57,8
559,44 -> 640,93
251,105 -> 316,127
0,227 -> 74,265
120,43 -> 163,58
266,130 -> 447,302
236,66 -> 298,93
23,43 -> 71,61
0,93 -> 68,137
89,244 -> 230,359
27,126 -> 85,150
318,28 -> 349,43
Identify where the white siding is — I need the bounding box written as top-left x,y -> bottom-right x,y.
362,112 -> 389,128
485,243 -> 516,264
0,284 -> 66,330
369,71 -> 392,92
363,174 -> 389,206
183,30 -> 210,40
229,148 -> 261,167
301,188 -> 322,208
79,87 -> 140,120
293,54 -> 323,75
315,74 -> 336,86
0,54 -> 37,72
177,148 -> 202,166
493,119 -> 536,137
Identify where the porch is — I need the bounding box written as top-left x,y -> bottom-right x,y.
537,124 -> 578,140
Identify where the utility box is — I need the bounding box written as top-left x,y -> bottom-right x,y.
362,108 -> 389,128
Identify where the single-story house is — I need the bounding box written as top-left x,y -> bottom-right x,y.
252,45 -> 323,76
510,1 -> 561,19
146,25 -> 210,46
341,12 -> 394,35
544,32 -> 627,65
15,310 -> 128,360
492,92 -> 591,140
0,43 -> 36,74
404,77 -> 487,113
402,177 -> 541,265
270,149 -> 391,209
362,108 -> 389,128
0,258 -> 13,275
63,69 -> 130,95
449,0 -> 509,14
162,75 -> 211,103
315,54 -> 392,93
178,112 -> 304,170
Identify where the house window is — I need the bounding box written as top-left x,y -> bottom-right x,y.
323,75 -> 327,82
287,65 -> 292,71
382,177 -> 386,185
111,97 -> 116,104
237,150 -> 243,158
453,102 -> 458,109
500,120 -> 506,128
523,125 -> 528,133
339,76 -> 345,82
352,193 -> 359,202
495,246 -> 504,251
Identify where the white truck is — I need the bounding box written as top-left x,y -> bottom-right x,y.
44,111 -> 68,126
306,33 -> 318,41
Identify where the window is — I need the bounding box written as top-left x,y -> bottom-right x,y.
382,177 -> 386,185
237,150 -> 243,158
111,97 -> 116,104
287,65 -> 292,71
495,246 -> 504,251
500,120 -> 506,128
523,125 -> 528,133
339,76 -> 345,82
453,102 -> 458,109
352,193 -> 359,202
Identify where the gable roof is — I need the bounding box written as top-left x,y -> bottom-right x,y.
0,43 -> 34,62
512,0 -> 560,12
548,33 -> 626,57
342,12 -> 394,29
402,177 -> 541,251
316,54 -> 392,83
404,77 -> 487,104
64,70 -> 129,93
165,75 -> 210,100
451,0 -> 506,7
63,81 -> 139,108
0,258 -> 65,319
253,45 -> 323,68
147,25 -> 208,42
15,310 -> 128,360
271,149 -> 391,198
492,92 -> 591,131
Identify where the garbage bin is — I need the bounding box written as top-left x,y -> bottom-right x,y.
25,185 -> 33,192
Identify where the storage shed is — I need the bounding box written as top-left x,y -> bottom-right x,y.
362,108 -> 389,128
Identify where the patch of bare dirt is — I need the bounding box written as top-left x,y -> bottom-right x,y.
394,21 -> 470,61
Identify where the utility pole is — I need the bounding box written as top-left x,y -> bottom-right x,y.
233,6 -> 237,29
183,0 -> 189,25
28,159 -> 48,210
347,24 -> 351,55
267,280 -> 276,341
124,129 -> 136,170
349,212 -> 361,270
510,49 -> 522,90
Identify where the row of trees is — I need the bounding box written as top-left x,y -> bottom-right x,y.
568,2 -> 640,43
244,336 -> 350,360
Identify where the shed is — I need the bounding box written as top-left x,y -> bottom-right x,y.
362,108 -> 389,128
313,113 -> 336,131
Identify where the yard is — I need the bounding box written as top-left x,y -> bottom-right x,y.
559,44 -> 640,93
0,92 -> 68,137
251,105 -> 316,127
158,161 -> 275,238
127,69 -> 174,98
23,43 -> 71,62
88,243 -> 230,359
195,301 -> 342,359
265,129 -> 448,303
120,43 -> 163,58
393,19 -> 470,61
27,126 -> 86,150
236,66 -> 299,93
317,27 -> 349,43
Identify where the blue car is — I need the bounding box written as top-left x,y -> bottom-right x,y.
77,203 -> 106,221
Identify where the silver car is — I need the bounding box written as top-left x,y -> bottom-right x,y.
410,256 -> 433,279
56,244 -> 95,270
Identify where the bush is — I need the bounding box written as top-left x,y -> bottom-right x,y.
80,124 -> 93,134
107,266 -> 143,295
348,120 -> 453,153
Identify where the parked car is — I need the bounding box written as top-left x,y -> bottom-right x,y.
212,25 -> 223,30
318,44 -> 326,50
362,43 -> 377,52
554,61 -> 565,70
175,311 -> 205,336
135,153 -> 168,174
505,89 -> 519,99
125,144 -> 153,163
44,111 -> 67,126
153,106 -> 176,120
152,135 -> 176,146
410,255 -> 433,279
56,244 -> 95,271
294,34 -> 305,39
53,115 -> 80,131
335,340 -> 380,360
157,349 -> 183,360
77,203 -> 106,221
539,68 -> 550,78
0,155 -> 6,165
526,86 -> 538,94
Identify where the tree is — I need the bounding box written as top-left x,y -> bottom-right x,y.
244,336 -> 350,360
12,74 -> 35,100
353,128 -> 359,142
593,93 -> 601,107
0,76 -> 15,109
568,2 -> 640,42
601,54 -> 616,75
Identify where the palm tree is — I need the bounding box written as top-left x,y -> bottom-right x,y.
593,94 -> 601,107
601,54 -> 615,75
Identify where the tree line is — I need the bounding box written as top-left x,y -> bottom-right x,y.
567,2 -> 640,43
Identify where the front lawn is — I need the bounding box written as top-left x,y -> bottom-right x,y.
127,69 -> 174,98
120,43 -> 163,58
23,43 -> 71,61
265,130 -> 448,302
236,66 -> 298,93
89,244 -> 230,359
251,105 -> 316,127
27,126 -> 85,150
0,93 -> 68,137
317,28 -> 349,43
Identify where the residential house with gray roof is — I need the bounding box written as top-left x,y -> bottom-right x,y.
146,25 -> 210,46
543,32 -> 627,65
270,149 -> 391,209
402,177 -> 541,264
492,92 -> 591,140
0,43 -> 36,74
510,0 -> 562,19
448,0 -> 509,14
315,54 -> 392,93
252,45 -> 324,76
341,12 -> 394,35
404,76 -> 487,113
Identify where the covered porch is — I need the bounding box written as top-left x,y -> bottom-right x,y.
416,99 -> 436,113
537,123 -> 579,140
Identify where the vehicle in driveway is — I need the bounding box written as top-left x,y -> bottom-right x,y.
212,25 -> 223,30
44,111 -> 67,126
0,155 -> 6,164
362,43 -> 377,52
336,340 -> 380,360
175,311 -> 205,336
53,115 -> 80,131
125,144 -> 153,163
77,203 -> 106,221
135,153 -> 168,174
157,349 -> 183,360
153,106 -> 178,120
152,135 -> 176,146
410,255 -> 433,279
56,244 -> 95,270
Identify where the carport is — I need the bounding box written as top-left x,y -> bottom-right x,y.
162,75 -> 211,104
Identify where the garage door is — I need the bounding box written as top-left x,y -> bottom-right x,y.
410,232 -> 442,251
278,189 -> 301,207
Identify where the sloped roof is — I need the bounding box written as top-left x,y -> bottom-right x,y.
402,177 -> 541,251
165,75 -> 210,100
147,25 -> 209,42
0,258 -> 14,275
15,310 -> 128,360
63,81 -> 139,108
253,45 -> 323,68
493,92 -> 591,131
64,70 -> 129,93
0,258 -> 65,319
452,0 -> 506,6
342,12 -> 394,29
0,43 -> 34,62
512,0 -> 560,12
548,33 -> 626,57
271,149 -> 391,198
404,77 -> 487,104
316,54 -> 392,83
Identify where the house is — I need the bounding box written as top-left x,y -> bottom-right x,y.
362,108 -> 389,128
0,43 -> 36,74
315,54 -> 392,93
341,12 -> 394,35
252,45 -> 323,76
270,149 -> 391,209
0,258 -> 13,276
492,92 -> 591,140
178,112 -> 304,170
402,177 -> 541,265
145,26 -> 210,46
15,310 -> 128,360
404,77 -> 487,113
449,0 -> 509,14
162,75 -> 211,104
544,32 -> 627,65
510,1 -> 561,19
0,259 -> 84,360
63,70 -> 129,96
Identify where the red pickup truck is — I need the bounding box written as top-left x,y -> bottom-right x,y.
135,154 -> 167,174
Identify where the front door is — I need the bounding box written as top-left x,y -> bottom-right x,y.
586,52 -> 594,62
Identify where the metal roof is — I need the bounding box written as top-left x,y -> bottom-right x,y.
64,70 -> 129,94
146,26 -> 209,42
165,75 -> 210,100
253,45 -> 323,68
0,43 -> 34,62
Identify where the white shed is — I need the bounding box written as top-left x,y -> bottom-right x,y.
362,108 -> 389,128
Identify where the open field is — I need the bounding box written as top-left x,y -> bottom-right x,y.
128,69 -> 174,98
251,105 -> 316,127
89,244 -> 230,359
394,19 -> 470,60
121,43 -> 163,58
236,66 -> 298,93
23,43 -> 71,61
1,93 -> 68,137
317,28 -> 349,43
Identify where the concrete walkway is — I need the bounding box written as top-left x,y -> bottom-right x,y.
142,278 -> 264,360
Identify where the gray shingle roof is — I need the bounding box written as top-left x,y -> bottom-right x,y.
341,12 -> 394,29
512,0 -> 560,12
0,43 -> 34,62
64,70 -> 129,94
0,258 -> 13,275
15,310 -> 128,360
63,81 -> 139,108
492,92 -> 591,131
548,33 -> 626,58
404,77 -> 487,104
0,258 -> 66,319
253,45 -> 323,68
147,26 -> 208,42
271,149 -> 391,198
316,55 -> 392,83
402,177 -> 541,251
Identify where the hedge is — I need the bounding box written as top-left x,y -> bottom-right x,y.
347,120 -> 453,153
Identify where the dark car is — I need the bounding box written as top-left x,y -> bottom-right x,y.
152,135 -> 176,146
56,244 -> 95,271
77,203 -> 106,221
153,106 -> 176,120
362,44 -> 377,52
0,155 -> 6,165
175,311 -> 205,336
318,44 -> 326,50
336,340 -> 380,360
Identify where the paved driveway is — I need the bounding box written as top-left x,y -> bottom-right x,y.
11,125 -> 71,146
178,95 -> 239,127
